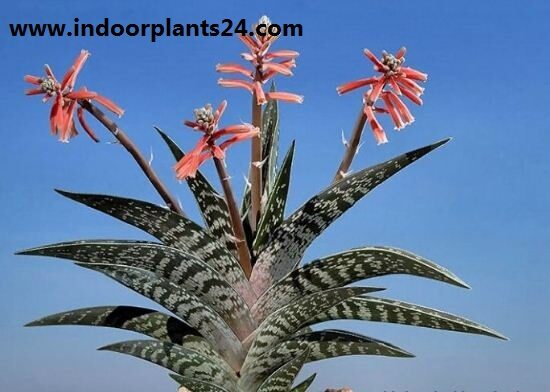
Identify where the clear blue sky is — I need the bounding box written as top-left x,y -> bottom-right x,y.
1,0 -> 549,391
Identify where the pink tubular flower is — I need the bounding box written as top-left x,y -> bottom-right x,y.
175,101 -> 259,179
337,47 -> 427,144
216,15 -> 303,105
24,49 -> 124,143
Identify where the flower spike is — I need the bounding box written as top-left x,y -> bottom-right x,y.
174,101 -> 259,179
24,49 -> 124,142
337,47 -> 427,143
216,15 -> 302,105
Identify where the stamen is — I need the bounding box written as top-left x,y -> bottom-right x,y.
193,104 -> 216,132
381,51 -> 404,73
39,77 -> 58,96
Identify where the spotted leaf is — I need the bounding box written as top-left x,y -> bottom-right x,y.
55,190 -> 256,305
242,287 -> 383,371
99,340 -> 238,389
311,296 -> 507,340
255,349 -> 309,392
242,329 -> 411,389
253,141 -> 295,252
20,240 -> 255,337
156,127 -> 237,255
79,263 -> 246,369
170,374 -> 232,392
25,305 -> 199,344
250,139 -> 451,295
261,82 -> 281,194
290,373 -> 316,392
252,245 -> 469,321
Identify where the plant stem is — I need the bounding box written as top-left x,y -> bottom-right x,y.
333,106 -> 368,182
213,157 -> 253,278
79,100 -> 185,216
249,74 -> 263,232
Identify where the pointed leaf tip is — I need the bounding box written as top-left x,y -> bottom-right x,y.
54,188 -> 72,197
455,276 -> 471,290
435,137 -> 452,147
97,343 -> 116,351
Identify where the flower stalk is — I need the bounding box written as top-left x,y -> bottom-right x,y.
249,72 -> 263,231
334,47 -> 427,181
173,101 -> 257,276
79,100 -> 184,215
217,15 -> 303,230
333,107 -> 368,182
213,156 -> 253,278
24,50 -> 184,216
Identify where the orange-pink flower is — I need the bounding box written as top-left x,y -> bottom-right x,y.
24,50 -> 124,143
175,101 -> 259,179
337,47 -> 427,144
217,16 -> 303,105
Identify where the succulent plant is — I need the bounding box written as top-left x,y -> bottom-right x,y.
20,16 -> 505,391
18,97 -> 505,391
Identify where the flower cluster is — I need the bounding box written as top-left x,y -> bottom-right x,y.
175,101 -> 259,179
217,16 -> 303,105
24,50 -> 123,143
337,47 -> 427,144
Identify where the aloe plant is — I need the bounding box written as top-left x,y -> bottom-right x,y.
20,15 -> 505,392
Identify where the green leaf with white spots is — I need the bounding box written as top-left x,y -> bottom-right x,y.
241,329 -> 412,389
256,349 -> 309,392
155,127 -> 237,256
252,245 -> 469,321
250,139 -> 451,295
170,374 -> 233,392
180,336 -> 235,376
253,141 -> 295,252
242,287 -> 383,373
240,82 -> 279,219
19,240 -> 256,337
25,306 -> 199,344
99,340 -> 238,389
291,373 -> 316,392
240,182 -> 252,218
310,296 -> 507,340
55,190 -> 256,306
78,263 -> 246,368
283,329 -> 414,361
261,82 -> 280,194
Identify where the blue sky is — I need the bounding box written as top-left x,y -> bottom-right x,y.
1,0 -> 549,391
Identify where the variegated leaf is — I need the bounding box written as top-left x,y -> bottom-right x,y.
252,245 -> 469,321
170,374 -> 232,392
156,127 -> 237,255
242,207 -> 255,256
253,141 -> 295,252
20,240 -> 256,338
284,329 -> 413,361
256,349 -> 309,392
261,82 -> 280,194
291,373 -> 316,392
240,339 -> 308,392
25,306 -> 199,344
241,83 -> 280,218
242,287 -> 383,372
241,329 -> 412,389
180,336 -> 235,376
78,263 -> 246,369
251,139 -> 451,295
310,296 -> 507,340
55,190 -> 256,305
240,183 -> 252,218
99,340 -> 237,389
